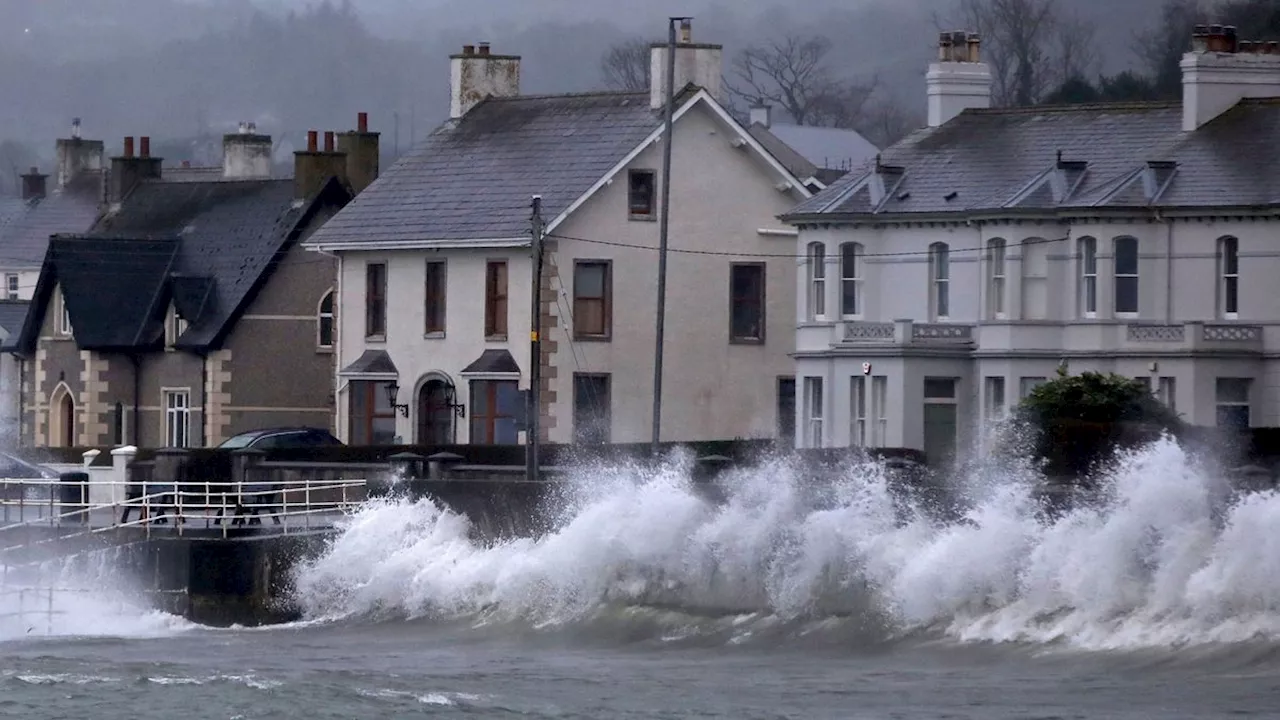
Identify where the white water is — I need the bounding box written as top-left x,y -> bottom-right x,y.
292,438 -> 1280,651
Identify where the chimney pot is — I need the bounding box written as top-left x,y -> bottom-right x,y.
71,118 -> 82,139
478,42 -> 490,56
951,30 -> 969,61
462,44 -> 474,55
928,28 -> 992,127
358,111 -> 368,133
1240,40 -> 1255,53
307,130 -> 318,153
938,31 -> 953,62
1208,24 -> 1224,52
1192,25 -> 1209,53
29,166 -> 37,175
139,136 -> 150,158
1268,41 -> 1279,54
238,121 -> 248,134
323,131 -> 335,153
967,33 -> 981,63
679,18 -> 693,44
123,136 -> 134,158
247,121 -> 256,133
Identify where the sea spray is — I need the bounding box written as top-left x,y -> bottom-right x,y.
291,437 -> 1280,650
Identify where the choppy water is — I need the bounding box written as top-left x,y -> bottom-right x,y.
5,438 -> 1280,718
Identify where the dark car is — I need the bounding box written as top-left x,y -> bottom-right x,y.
216,427 -> 344,451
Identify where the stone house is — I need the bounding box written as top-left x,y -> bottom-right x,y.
13,118 -> 380,447
305,25 -> 813,446
786,27 -> 1280,461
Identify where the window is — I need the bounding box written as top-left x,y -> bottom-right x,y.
628,169 -> 656,218
348,380 -> 396,445
165,307 -> 188,347
1019,376 -> 1046,399
484,260 -> 508,338
1219,236 -> 1239,319
573,260 -> 611,339
803,377 -> 824,448
1157,376 -> 1176,413
365,262 -> 387,338
425,260 -> 446,335
871,375 -> 887,446
840,242 -> 862,317
317,291 -> 334,348
929,242 -> 950,320
573,373 -> 611,444
1215,377 -> 1251,429
1114,236 -> 1138,315
984,376 -> 1006,421
924,377 -> 957,400
164,389 -> 191,448
850,376 -> 866,447
777,377 -> 796,444
4,274 -> 17,300
1079,236 -> 1098,317
987,239 -> 1006,319
807,242 -> 826,320
470,379 -> 521,444
729,262 -> 765,343
1022,237 -> 1048,320
57,289 -> 72,336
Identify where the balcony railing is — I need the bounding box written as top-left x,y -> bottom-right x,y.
1127,322 -> 1263,348
842,320 -> 975,346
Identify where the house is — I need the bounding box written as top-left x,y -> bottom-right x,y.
0,300 -> 30,441
747,105 -> 880,190
12,117 -> 379,448
305,26 -> 812,447
783,26 -> 1280,462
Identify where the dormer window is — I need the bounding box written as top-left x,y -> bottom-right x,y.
57,290 -> 72,336
628,170 -> 656,219
165,306 -> 187,347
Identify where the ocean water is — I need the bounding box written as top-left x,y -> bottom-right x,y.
4,437 -> 1280,718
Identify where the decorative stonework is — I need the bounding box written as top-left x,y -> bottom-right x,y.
1203,324 -> 1262,342
844,322 -> 895,341
205,349 -> 234,444
77,351 -> 110,445
32,347 -> 48,447
1127,324 -> 1185,342
539,249 -> 560,441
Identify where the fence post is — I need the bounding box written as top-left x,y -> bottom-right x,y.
110,445 -> 137,530
152,448 -> 190,526
231,448 -> 267,527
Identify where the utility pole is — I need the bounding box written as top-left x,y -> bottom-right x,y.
651,16 -> 691,452
527,195 -> 545,480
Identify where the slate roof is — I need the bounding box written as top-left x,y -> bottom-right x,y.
748,125 -> 820,182
0,197 -> 27,231
0,299 -> 29,350
305,91 -> 666,247
47,236 -> 179,349
0,172 -> 104,268
339,349 -> 399,377
757,122 -> 879,173
461,349 -> 521,375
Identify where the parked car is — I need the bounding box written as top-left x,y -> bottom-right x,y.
216,427 -> 344,451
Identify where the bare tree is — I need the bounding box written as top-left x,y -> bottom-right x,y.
859,95 -> 925,149
726,34 -> 878,128
1134,0 -> 1205,97
600,38 -> 651,92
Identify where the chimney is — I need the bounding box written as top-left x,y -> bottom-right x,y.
109,135 -> 163,205
1181,22 -> 1280,131
54,118 -> 105,189
449,42 -> 521,119
336,111 -> 380,195
649,19 -> 725,109
20,167 -> 47,201
749,104 -> 772,128
222,121 -> 273,180
926,30 -> 992,127
293,129 -> 348,201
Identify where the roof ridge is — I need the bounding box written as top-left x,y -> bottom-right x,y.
964,100 -> 1180,116
489,89 -> 649,102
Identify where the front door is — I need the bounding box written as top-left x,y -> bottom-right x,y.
417,380 -> 455,445
922,403 -> 958,468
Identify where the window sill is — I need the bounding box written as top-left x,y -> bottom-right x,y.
572,333 -> 612,342
628,213 -> 657,222
729,336 -> 765,346
364,334 -> 386,343
1221,314 -> 1240,321
1114,312 -> 1139,320
485,334 -> 508,343
424,330 -> 446,339
316,346 -> 334,355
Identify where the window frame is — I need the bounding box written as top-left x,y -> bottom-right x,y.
627,169 -> 657,219
1219,235 -> 1239,319
484,260 -> 509,339
929,242 -> 950,321
364,262 -> 387,339
57,288 -> 72,336
1113,236 -> 1139,317
1079,236 -> 1098,318
317,290 -> 335,349
469,379 -> 521,444
163,388 -> 191,448
348,380 -> 397,445
572,372 -> 612,444
572,259 -> 612,340
807,242 -> 826,321
1214,377 -> 1252,429
424,259 -> 447,336
984,376 -> 1006,422
987,238 -> 1006,319
850,375 -> 866,447
729,261 -> 766,344
4,273 -> 17,300
839,242 -> 862,319
803,376 -> 824,448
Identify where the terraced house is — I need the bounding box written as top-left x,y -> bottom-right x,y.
787,27 -> 1280,462
14,119 -> 378,447
306,25 -> 814,446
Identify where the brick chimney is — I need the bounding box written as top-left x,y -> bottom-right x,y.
336,111 -> 380,195
20,167 -> 47,201
109,135 -> 163,205
222,121 -> 273,180
54,118 -> 104,189
649,19 -> 725,109
294,130 -> 348,201
926,31 -> 992,127
450,42 -> 521,119
1182,23 -> 1280,131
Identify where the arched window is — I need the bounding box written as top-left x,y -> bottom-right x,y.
1078,236 -> 1097,317
929,242 -> 950,320
839,242 -> 862,317
317,290 -> 335,349
807,241 -> 826,320
1218,235 -> 1239,318
986,238 -> 1006,319
1113,236 -> 1139,315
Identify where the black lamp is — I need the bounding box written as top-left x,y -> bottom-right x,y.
384,382 -> 410,418
442,384 -> 466,418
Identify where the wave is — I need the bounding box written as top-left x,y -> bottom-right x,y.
290,437 -> 1280,651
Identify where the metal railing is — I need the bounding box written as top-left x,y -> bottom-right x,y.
0,585 -> 191,637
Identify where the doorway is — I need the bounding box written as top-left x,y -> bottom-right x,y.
922,377 -> 958,467
417,379 -> 456,445
50,388 -> 75,447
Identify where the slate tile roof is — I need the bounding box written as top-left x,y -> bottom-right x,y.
305,91 -> 665,247
0,172 -> 104,268
339,349 -> 399,377
0,299 -> 30,351
757,123 -> 879,173
48,236 -> 179,349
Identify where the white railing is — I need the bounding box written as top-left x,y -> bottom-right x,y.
0,585 -> 191,636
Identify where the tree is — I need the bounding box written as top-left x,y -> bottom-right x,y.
1041,70 -> 1162,104
726,34 -> 878,128
600,38 -> 650,92
1134,0 -> 1205,98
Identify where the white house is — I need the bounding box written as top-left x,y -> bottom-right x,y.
784,26 -> 1280,462
305,25 -> 812,446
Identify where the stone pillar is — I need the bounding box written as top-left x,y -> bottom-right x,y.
110,445 -> 137,506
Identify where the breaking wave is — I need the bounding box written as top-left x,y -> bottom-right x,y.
291,437 -> 1280,651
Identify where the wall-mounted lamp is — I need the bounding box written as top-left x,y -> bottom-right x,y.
384,382 -> 410,418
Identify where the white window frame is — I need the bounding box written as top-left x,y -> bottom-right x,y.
4,274 -> 18,300
839,242 -> 862,319
1079,236 -> 1097,318
1113,236 -> 1139,317
850,375 -> 866,447
1215,377 -> 1251,429
1219,236 -> 1239,320
807,242 -> 826,321
987,238 -> 1006,319
984,376 -> 1006,422
165,306 -> 187,347
57,290 -> 72,336
929,242 -> 950,321
317,289 -> 335,349
871,376 -> 887,446
803,376 -> 824,448
164,388 -> 192,448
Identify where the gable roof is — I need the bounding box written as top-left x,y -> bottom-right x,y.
305,88 -> 810,251
15,176 -> 350,354
0,172 -> 104,269
755,122 -> 879,175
